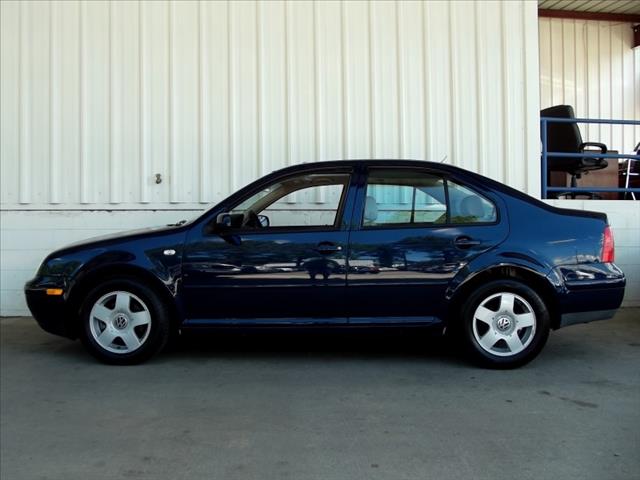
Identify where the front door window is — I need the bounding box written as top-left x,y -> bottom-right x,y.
231,173 -> 350,229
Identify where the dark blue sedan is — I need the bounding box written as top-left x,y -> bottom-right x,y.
25,160 -> 625,367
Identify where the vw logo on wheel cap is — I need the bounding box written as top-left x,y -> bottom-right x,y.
496,316 -> 511,331
114,314 -> 129,330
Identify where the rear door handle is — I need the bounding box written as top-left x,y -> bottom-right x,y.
316,242 -> 342,254
454,236 -> 481,249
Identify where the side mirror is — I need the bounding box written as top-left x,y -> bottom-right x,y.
207,212 -> 245,233
216,213 -> 233,228
204,213 -> 232,235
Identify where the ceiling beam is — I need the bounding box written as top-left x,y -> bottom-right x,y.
538,9 -> 640,23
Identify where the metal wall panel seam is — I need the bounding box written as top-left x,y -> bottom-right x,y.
109,1 -> 120,204
500,0 -> 511,185
573,19 -> 578,115
284,1 -> 291,169
609,23 -> 613,145
444,1 -> 453,167
523,0 -> 541,195
168,0 -> 178,203
597,23 -> 602,140
395,0 -> 403,160
227,0 -> 234,193
139,0 -> 150,203
18,1 -> 31,204
49,1 -> 61,204
340,0 -> 348,159
474,1 -> 487,177
312,0 -> 324,203
368,0 -> 375,158
79,0 -> 89,204
422,0 -> 433,162
549,17 -> 555,106
634,42 -> 637,138
448,1 -> 459,167
561,19 -> 566,105
255,0 -> 263,179
198,0 -> 207,203
619,23 -> 625,149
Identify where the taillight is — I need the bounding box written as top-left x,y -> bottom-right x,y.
602,225 -> 615,263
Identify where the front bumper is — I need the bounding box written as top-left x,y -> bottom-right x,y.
24,277 -> 76,339
549,263 -> 626,329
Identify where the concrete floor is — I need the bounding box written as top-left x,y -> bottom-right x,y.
1,311 -> 639,480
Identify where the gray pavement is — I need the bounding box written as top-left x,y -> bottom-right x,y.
1,310 -> 639,480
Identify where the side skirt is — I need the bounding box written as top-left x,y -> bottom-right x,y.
181,316 -> 443,329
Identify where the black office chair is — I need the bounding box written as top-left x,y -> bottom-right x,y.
540,105 -> 608,198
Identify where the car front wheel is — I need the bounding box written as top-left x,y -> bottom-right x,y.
460,280 -> 550,369
79,278 -> 170,365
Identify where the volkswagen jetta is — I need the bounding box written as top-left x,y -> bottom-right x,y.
25,160 -> 626,367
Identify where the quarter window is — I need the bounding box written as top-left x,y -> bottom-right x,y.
447,180 -> 497,224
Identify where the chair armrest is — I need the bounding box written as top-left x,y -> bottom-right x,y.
579,142 -> 607,153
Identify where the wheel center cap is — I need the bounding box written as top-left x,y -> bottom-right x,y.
496,316 -> 512,332
113,314 -> 129,330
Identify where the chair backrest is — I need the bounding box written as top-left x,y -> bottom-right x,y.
460,195 -> 485,220
541,105 -> 583,153
363,195 -> 378,222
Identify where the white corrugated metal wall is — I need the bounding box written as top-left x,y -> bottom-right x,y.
1,0 -> 542,315
1,0 -> 541,209
538,16 -> 640,308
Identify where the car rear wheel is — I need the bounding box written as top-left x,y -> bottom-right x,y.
459,279 -> 550,369
79,278 -> 170,365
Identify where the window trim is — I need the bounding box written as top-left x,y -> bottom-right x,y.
358,167 -> 500,231
205,168 -> 354,235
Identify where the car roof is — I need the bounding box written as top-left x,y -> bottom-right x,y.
267,159 -> 540,207
271,159 -> 463,175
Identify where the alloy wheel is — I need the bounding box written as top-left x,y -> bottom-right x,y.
88,291 -> 152,354
471,291 -> 537,357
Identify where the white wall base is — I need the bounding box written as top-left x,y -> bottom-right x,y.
1,210 -> 199,316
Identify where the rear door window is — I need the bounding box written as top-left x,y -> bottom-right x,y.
362,169 -> 447,227
362,168 -> 497,227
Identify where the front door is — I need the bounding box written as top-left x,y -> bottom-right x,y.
346,167 -> 508,323
182,168 -> 355,324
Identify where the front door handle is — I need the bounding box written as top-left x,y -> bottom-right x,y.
316,242 -> 342,254
454,236 -> 481,249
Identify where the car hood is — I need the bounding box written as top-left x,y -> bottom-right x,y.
60,224 -> 188,251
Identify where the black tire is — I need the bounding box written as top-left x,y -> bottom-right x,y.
458,279 -> 550,369
79,277 -> 171,365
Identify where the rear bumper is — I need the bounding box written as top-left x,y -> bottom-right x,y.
548,263 -> 625,329
24,277 -> 76,339
559,309 -> 617,328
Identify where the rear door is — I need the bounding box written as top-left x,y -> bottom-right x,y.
346,166 -> 508,323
